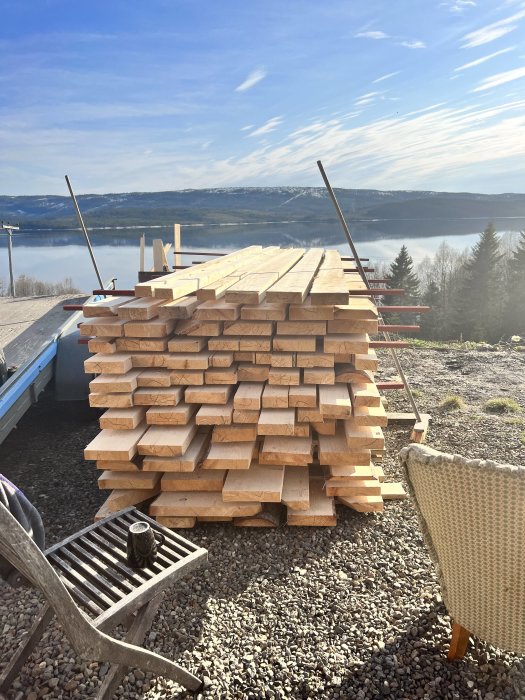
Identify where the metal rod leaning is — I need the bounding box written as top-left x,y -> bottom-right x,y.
65,175 -> 105,292
316,159 -> 422,423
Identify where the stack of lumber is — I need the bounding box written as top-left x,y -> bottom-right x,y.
82,246 -> 406,527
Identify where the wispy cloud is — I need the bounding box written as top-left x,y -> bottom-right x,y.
400,39 -> 426,49
247,116 -> 283,137
235,68 -> 267,92
372,71 -> 400,83
454,46 -> 515,70
441,0 -> 476,12
355,30 -> 389,39
472,65 -> 525,91
240,125 -> 254,131
461,8 -> 525,48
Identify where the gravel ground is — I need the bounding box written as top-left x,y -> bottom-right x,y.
0,347 -> 524,700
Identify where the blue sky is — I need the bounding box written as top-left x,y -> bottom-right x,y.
1,0 -> 525,195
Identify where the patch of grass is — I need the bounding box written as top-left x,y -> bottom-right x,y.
520,432 -> 525,446
483,398 -> 522,415
439,395 -> 465,411
504,417 -> 525,426
411,388 -> 423,399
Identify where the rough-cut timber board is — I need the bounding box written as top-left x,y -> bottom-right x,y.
281,467 -> 310,510
161,469 -> 227,492
94,487 -> 160,520
99,407 -> 146,430
353,351 -> 378,371
142,432 -> 210,472
344,422 -> 385,450
318,426 -> 369,465
234,382 -> 264,410
83,296 -> 134,317
233,409 -> 260,423
88,338 -> 116,354
411,414 -> 431,444
288,301 -> 334,321
195,401 -> 233,425
84,353 -> 132,375
324,334 -> 369,354
212,424 -> 257,442
268,368 -> 300,385
296,352 -> 334,368
165,353 -> 210,370
222,464 -> 285,502
288,385 -> 317,408
259,435 -> 313,466
130,352 -> 172,368
193,300 -> 240,321
273,336 -> 316,352
170,369 -> 204,386
241,303 -> 287,321
210,352 -> 234,367
137,369 -> 172,388
334,364 -> 374,384
168,337 -> 206,353
137,424 -> 197,457
238,364 -> 269,382
185,385 -> 232,405
146,404 -> 196,425
116,338 -> 169,352
202,441 -> 255,470
380,483 -> 407,500
124,319 -> 175,338
89,392 -> 134,409
89,370 -> 141,394
156,516 -> 197,528
258,408 -> 295,436
353,404 -> 388,427
84,424 -> 147,461
311,421 -> 336,436
327,319 -> 379,334
276,321 -> 326,336
176,319 -> 223,337
325,479 -> 382,497
328,463 -> 374,477
233,504 -> 282,527
287,479 -> 336,526
97,470 -> 161,490
350,383 -> 381,408
150,491 -> 262,517
338,495 -> 384,513
303,368 -> 335,385
334,299 -> 378,319
158,297 -> 200,319
224,320 -> 273,336
262,384 -> 289,408
134,387 -> 183,406
225,248 -> 305,304
80,317 -> 127,337
319,384 -> 352,418
117,297 -> 165,320
265,248 -> 323,303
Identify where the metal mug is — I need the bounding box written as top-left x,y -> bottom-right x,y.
126,521 -> 165,569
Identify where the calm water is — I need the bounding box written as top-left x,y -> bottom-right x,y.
0,218 -> 523,292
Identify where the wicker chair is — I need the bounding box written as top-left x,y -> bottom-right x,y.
400,443 -> 525,659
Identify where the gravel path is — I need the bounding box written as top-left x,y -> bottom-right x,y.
0,348 -> 524,699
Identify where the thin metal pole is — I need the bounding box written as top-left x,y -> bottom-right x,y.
7,229 -> 15,297
316,160 -> 421,422
65,175 -> 104,290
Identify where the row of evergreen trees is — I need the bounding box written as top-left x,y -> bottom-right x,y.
381,225 -> 525,342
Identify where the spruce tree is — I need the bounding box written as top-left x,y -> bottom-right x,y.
453,223 -> 503,342
419,280 -> 440,339
383,245 -> 420,326
508,231 -> 525,335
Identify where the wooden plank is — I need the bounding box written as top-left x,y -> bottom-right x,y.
380,482 -> 408,500
137,369 -> 172,387
204,366 -> 238,384
137,424 -> 197,456
150,491 -> 262,517
185,385 -> 233,404
238,364 -> 269,382
116,337 -> 169,352
97,470 -> 161,490
224,320 -> 273,336
225,248 -> 306,304
212,424 -> 258,442
257,408 -> 295,436
210,351 -> 234,367
338,495 -> 384,513
89,392 -> 134,409
353,350 -> 378,371
259,435 -> 313,466
142,431 -> 210,472
353,404 -> 388,427
130,352 -> 171,368
158,297 -> 200,320
288,385 -> 316,408
94,488 -> 160,520
239,337 -> 271,352
327,319 -> 378,334
202,441 -> 255,470
411,414 -> 431,444
88,338 -> 116,354
289,300 -> 334,321
83,296 -> 134,317
99,407 -> 146,430
89,370 -> 141,394
170,369 -> 204,386
117,297 -> 165,321
350,382 -> 381,408
273,336 -> 316,352
156,516 -> 196,528
309,250 -> 348,305
344,421 -> 385,449
334,364 -> 374,384
167,337 -> 206,353
80,317 -> 127,337
161,469 -> 227,492
296,407 -> 323,423
303,367 -> 335,385
84,353 -> 132,375
96,459 -> 142,471
268,368 -> 300,385
208,337 -> 240,351
265,248 -> 324,303
325,479 -> 382,497
256,352 -> 295,368
196,247 -> 279,301
241,303 -> 287,321
311,421 -> 336,436
146,404 -> 196,425
318,425 -> 365,465
176,319 -> 222,337
193,300 -> 240,321
329,461 -> 373,476
287,479 -> 336,526
281,467 -> 310,510
276,321 -> 326,336
262,384 -> 289,408
222,464 -> 284,502
124,319 -> 175,338
323,334 -> 369,354
233,382 -> 264,410
133,387 -> 183,406
165,352 -> 209,370
334,299 -> 378,320
296,352 -> 334,368
195,401 -> 233,425
319,384 -> 352,418
232,408 -> 260,424
84,424 -> 147,461
233,351 -> 254,363
152,238 -> 165,271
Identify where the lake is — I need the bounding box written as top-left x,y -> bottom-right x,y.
0,217 -> 523,293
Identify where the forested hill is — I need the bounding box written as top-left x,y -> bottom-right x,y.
1,187 -> 525,232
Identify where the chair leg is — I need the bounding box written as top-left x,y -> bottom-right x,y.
448,622 -> 470,660
0,603 -> 54,694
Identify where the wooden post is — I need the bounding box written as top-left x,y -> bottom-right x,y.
139,235 -> 145,272
152,239 -> 164,272
448,622 -> 470,660
2,223 -> 19,297
174,224 -> 181,268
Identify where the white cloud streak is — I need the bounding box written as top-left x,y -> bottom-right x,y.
400,40 -> 426,49
454,46 -> 515,70
247,116 -> 283,137
472,65 -> 525,91
372,71 -> 400,83
441,0 -> 476,12
235,68 -> 267,92
355,31 -> 389,39
461,8 -> 525,48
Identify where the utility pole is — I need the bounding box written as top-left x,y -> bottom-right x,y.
1,222 -> 20,297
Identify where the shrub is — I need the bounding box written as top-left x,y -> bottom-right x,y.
440,395 -> 465,411
483,398 -> 522,414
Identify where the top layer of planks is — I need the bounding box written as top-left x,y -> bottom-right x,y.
133,246 -> 350,305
